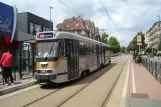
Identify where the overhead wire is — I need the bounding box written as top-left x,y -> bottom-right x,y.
99,0 -> 119,32
57,0 -> 95,35
57,0 -> 82,17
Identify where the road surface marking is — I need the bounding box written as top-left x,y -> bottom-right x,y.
132,62 -> 136,93
122,60 -> 130,97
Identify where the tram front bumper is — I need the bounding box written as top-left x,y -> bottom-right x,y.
35,74 -> 56,81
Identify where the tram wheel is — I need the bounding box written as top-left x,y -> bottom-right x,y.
81,71 -> 88,77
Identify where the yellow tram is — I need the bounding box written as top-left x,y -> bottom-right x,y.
35,31 -> 111,84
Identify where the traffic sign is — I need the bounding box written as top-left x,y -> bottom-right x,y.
137,35 -> 142,42
137,42 -> 142,45
137,35 -> 142,45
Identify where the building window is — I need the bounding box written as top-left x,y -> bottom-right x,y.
43,27 -> 50,31
76,24 -> 79,27
66,25 -> 69,28
35,24 -> 42,33
30,22 -> 42,35
30,22 -> 34,34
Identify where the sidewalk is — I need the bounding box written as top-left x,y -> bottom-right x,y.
126,60 -> 161,107
106,57 -> 161,107
0,77 -> 37,96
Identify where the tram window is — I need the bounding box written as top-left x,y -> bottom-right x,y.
65,40 -> 70,56
94,45 -> 96,54
59,40 -> 65,56
79,41 -> 84,55
89,44 -> 94,55
84,43 -> 88,55
37,41 -> 59,58
86,43 -> 89,55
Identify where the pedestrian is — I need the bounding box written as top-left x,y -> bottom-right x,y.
0,49 -> 13,85
138,53 -> 141,66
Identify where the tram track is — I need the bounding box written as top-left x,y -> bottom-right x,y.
23,89 -> 61,107
57,55 -> 127,107
23,55 -> 125,107
57,56 -> 125,107
102,56 -> 128,107
0,55 -> 126,107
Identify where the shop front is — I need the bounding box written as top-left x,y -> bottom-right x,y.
0,2 -> 17,54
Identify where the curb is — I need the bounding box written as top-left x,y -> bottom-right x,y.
0,80 -> 38,96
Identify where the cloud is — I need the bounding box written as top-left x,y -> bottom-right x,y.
1,0 -> 161,46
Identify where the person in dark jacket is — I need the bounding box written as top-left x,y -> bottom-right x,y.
0,50 -> 13,85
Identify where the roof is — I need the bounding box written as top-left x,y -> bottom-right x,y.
147,21 -> 161,32
57,21 -> 86,30
63,17 -> 83,23
36,31 -> 110,47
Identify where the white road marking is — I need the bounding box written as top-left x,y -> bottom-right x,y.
122,60 -> 130,97
132,62 -> 136,93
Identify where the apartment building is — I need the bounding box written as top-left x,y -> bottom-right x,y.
145,31 -> 150,48
146,21 -> 161,49
56,17 -> 99,41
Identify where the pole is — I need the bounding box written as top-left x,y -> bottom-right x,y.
139,45 -> 140,53
50,6 -> 53,31
50,7 -> 51,30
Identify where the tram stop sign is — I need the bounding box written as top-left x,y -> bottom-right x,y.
137,35 -> 142,46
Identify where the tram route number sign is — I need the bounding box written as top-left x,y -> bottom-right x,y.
39,33 -> 54,39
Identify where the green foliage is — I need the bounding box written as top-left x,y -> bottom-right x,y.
126,45 -> 131,52
158,41 -> 161,51
108,36 -> 121,53
121,46 -> 126,53
100,32 -> 109,44
146,47 -> 152,54
84,29 -> 90,33
127,31 -> 146,51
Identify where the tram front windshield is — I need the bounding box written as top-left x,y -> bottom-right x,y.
37,40 -> 59,58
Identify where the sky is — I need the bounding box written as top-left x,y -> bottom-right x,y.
1,0 -> 161,46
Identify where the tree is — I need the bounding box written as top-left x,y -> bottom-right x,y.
146,47 -> 152,54
99,32 -> 109,44
108,36 -> 121,53
127,31 -> 146,52
121,46 -> 126,53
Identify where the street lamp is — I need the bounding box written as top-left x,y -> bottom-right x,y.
50,6 -> 53,31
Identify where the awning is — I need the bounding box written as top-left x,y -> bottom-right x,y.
17,31 -> 35,42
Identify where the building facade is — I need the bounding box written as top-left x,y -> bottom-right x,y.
145,31 -> 150,48
56,17 -> 99,41
18,12 -> 53,35
146,21 -> 161,49
16,12 -> 53,78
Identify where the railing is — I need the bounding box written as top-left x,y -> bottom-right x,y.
141,56 -> 161,84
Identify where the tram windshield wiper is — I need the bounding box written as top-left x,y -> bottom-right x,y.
44,41 -> 59,61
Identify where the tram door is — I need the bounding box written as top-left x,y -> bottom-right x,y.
67,40 -> 79,80
22,43 -> 32,74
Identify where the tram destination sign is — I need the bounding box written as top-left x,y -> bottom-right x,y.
38,33 -> 54,39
